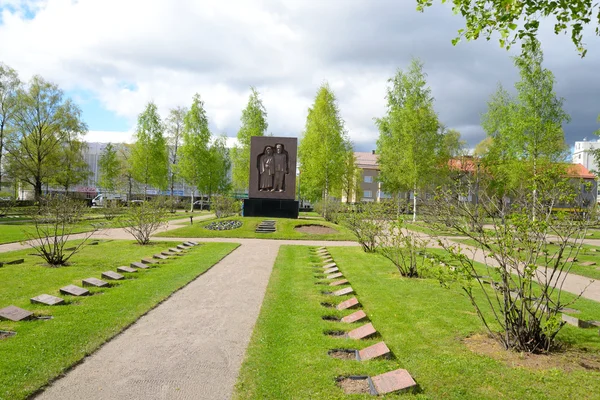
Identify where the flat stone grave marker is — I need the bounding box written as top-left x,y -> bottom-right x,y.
177,245 -> 187,250
330,279 -> 349,287
333,287 -> 354,297
323,262 -> 337,269
65,246 -> 77,251
185,241 -> 198,246
0,305 -> 33,321
82,278 -> 109,288
31,294 -> 65,306
131,262 -> 149,269
371,369 -> 416,395
357,341 -> 391,361
322,257 -> 334,263
162,251 -> 176,256
337,297 -> 360,310
580,261 -> 597,266
341,310 -> 367,324
316,246 -> 326,251
140,258 -> 154,265
59,284 -> 90,296
102,271 -> 124,280
324,267 -> 339,274
181,243 -> 193,247
117,266 -> 137,273
566,257 -> 578,262
316,251 -> 329,256
327,272 -> 344,279
562,313 -> 592,328
153,254 -> 168,260
347,323 -> 377,340
6,259 -> 24,265
168,248 -> 182,253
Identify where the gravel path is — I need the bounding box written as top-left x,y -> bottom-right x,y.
34,241 -> 280,400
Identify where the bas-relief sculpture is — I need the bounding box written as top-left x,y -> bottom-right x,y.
248,136 -> 297,201
258,144 -> 289,192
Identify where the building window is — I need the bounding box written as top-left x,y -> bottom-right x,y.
379,191 -> 392,199
363,190 -> 372,198
364,175 -> 373,183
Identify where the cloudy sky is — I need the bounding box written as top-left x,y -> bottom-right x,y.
1,0 -> 599,152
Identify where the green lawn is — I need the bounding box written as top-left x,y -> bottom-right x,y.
234,245 -> 600,399
0,212 -> 202,245
156,216 -> 356,241
450,237 -> 600,280
0,240 -> 238,400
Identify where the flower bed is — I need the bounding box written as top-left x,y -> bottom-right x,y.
205,220 -> 242,231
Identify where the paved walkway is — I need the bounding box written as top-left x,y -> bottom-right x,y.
35,241 -> 280,400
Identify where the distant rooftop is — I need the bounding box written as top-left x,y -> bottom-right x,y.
355,151 -> 378,169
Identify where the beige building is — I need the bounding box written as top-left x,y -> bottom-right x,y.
343,151 -> 392,203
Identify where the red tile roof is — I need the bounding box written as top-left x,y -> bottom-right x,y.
566,163 -> 596,179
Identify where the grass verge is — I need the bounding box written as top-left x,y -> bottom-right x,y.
156,216 -> 356,241
234,245 -> 600,399
0,240 -> 238,400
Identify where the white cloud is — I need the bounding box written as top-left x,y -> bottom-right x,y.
0,0 -> 598,149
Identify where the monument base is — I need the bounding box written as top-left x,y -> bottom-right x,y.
243,198 -> 299,219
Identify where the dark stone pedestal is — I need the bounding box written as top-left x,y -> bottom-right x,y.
243,198 -> 299,219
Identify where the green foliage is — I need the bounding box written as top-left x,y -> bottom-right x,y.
118,198 -> 168,245
178,94 -> 212,201
340,140 -> 360,203
312,197 -> 344,223
98,143 -> 121,192
232,87 -> 268,191
131,102 -> 169,194
339,201 -> 391,252
27,195 -> 96,266
299,83 -> 349,208
482,42 -> 570,200
49,137 -> 90,191
5,76 -> 87,200
375,59 -> 445,220
212,195 -> 241,218
416,0 -> 600,57
202,134 -> 231,196
377,218 -> 431,277
0,63 -> 21,189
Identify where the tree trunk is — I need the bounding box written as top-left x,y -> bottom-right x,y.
412,183 -> 417,222
190,191 -> 194,212
35,179 -> 43,201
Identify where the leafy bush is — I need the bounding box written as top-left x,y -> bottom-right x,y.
205,220 -> 242,231
118,198 -> 168,245
213,196 -> 241,218
27,195 -> 97,266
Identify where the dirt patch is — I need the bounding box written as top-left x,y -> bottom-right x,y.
295,224 -> 338,235
322,315 -> 340,321
325,330 -> 347,337
337,377 -> 371,394
321,302 -> 335,308
329,349 -> 357,360
465,334 -> 600,372
0,331 -> 16,340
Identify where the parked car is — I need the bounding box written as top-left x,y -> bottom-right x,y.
193,200 -> 210,210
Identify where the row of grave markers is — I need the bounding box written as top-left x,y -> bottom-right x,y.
0,241 -> 200,326
313,246 -> 417,396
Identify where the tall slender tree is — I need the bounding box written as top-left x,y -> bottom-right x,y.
5,76 -> 87,200
341,140 -> 360,203
178,94 -> 211,209
131,102 -> 168,196
50,137 -> 90,192
482,40 -> 570,218
98,143 -> 121,192
0,63 -> 20,190
165,106 -> 187,208
200,134 -> 231,199
299,83 -> 349,217
376,59 -> 443,221
231,87 -> 268,192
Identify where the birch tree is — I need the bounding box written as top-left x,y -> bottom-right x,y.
178,94 -> 211,209
165,106 -> 187,209
299,83 -> 349,217
98,143 -> 120,192
131,102 -> 168,196
231,87 -> 268,192
376,59 -> 443,221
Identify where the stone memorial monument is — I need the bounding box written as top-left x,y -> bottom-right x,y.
243,136 -> 299,218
